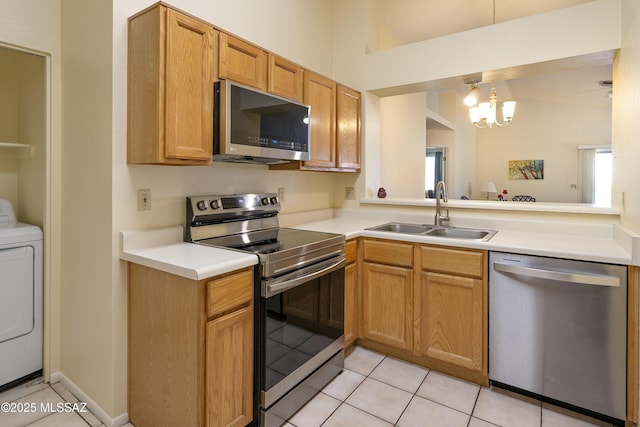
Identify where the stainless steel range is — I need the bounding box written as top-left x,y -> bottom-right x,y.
185,193 -> 346,427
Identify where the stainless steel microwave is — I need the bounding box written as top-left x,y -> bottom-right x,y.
214,80 -> 310,164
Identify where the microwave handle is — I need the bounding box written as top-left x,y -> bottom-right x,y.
264,256 -> 346,298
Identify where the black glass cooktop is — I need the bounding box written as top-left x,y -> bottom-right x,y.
197,227 -> 345,278
199,227 -> 340,254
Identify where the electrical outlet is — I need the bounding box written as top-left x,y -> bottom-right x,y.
138,189 -> 151,211
345,186 -> 356,200
278,187 -> 285,203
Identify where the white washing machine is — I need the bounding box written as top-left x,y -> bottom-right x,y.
0,199 -> 43,389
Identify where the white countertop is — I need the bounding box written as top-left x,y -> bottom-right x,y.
120,210 -> 637,281
293,210 -> 635,266
120,226 -> 257,280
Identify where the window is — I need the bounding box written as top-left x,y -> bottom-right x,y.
593,150 -> 612,206
578,145 -> 611,206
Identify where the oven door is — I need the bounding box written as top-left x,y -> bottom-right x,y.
259,255 -> 345,416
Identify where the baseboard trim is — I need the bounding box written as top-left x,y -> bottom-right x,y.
49,371 -> 129,427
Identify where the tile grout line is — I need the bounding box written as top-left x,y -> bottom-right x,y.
0,378 -> 46,403
391,366 -> 431,426
466,385 -> 481,427
350,352 -> 484,426
365,354 -> 406,426
48,384 -> 94,427
318,351 -> 389,426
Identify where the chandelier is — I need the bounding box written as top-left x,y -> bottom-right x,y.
463,1 -> 516,128
464,78 -> 516,129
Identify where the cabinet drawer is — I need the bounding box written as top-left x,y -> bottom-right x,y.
421,246 -> 485,278
345,239 -> 358,264
207,267 -> 253,319
363,239 -> 413,268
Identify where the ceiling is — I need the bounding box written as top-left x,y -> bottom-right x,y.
375,0 -> 597,45
374,0 -> 612,108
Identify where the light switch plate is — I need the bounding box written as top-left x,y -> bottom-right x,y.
345,187 -> 356,200
138,189 -> 151,211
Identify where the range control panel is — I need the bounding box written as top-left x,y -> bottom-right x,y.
189,193 -> 279,213
185,193 -> 282,242
186,192 -> 281,223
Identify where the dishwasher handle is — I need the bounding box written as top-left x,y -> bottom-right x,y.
493,261 -> 620,287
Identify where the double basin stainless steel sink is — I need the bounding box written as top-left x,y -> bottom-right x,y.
366,222 -> 497,241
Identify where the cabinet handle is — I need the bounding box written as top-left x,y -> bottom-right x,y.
493,262 -> 620,287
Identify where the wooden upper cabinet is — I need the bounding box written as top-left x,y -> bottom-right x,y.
336,84 -> 361,170
270,74 -> 361,172
219,32 -> 267,91
128,4 -> 216,165
303,71 -> 337,169
268,54 -> 304,102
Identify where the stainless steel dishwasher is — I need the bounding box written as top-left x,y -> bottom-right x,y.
489,252 -> 627,423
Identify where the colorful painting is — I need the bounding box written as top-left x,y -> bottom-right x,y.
509,160 -> 544,180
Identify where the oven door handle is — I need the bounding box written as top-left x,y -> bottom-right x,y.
264,256 -> 346,297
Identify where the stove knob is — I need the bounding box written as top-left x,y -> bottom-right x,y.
270,196 -> 279,204
261,197 -> 270,206
196,200 -> 208,211
210,200 -> 219,210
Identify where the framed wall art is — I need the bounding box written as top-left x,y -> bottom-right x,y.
509,159 -> 544,180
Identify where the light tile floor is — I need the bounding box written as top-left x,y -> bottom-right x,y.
0,378 -> 134,427
0,346 -> 618,427
286,346 -> 617,427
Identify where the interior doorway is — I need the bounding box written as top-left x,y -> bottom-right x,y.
425,146 -> 447,198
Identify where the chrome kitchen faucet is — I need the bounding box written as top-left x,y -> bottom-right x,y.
434,180 -> 450,227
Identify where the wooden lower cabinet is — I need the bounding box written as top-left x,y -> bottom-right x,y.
344,261 -> 358,346
206,306 -> 253,427
417,245 -> 487,384
354,238 -> 488,386
128,264 -> 254,427
362,262 -> 413,351
344,239 -> 359,347
419,271 -> 484,374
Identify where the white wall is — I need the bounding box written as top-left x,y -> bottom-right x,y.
60,0 -> 114,415
379,92 -> 427,198
0,48 -> 46,226
0,0 -> 62,400
363,0 -> 621,94
16,52 -> 46,227
475,99 -> 611,203
0,48 -> 20,205
613,0 -> 640,234
452,95 -> 477,199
